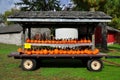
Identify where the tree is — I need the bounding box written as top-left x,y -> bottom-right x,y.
16,0 -> 61,11
3,8 -> 19,25
104,0 -> 120,29
72,0 -> 107,11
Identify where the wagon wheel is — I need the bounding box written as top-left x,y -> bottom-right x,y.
21,59 -> 37,71
87,59 -> 103,71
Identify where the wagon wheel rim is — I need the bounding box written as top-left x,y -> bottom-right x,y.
91,60 -> 101,70
23,60 -> 33,70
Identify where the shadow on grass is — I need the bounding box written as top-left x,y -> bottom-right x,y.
108,45 -> 120,52
104,64 -> 120,68
37,59 -> 86,68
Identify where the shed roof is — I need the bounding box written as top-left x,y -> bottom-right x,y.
107,26 -> 120,32
7,11 -> 112,23
0,24 -> 22,34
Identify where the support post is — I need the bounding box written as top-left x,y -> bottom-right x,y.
101,23 -> 108,50
92,34 -> 95,50
28,27 -> 31,39
22,26 -> 26,46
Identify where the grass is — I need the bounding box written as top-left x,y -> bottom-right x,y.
0,43 -> 120,80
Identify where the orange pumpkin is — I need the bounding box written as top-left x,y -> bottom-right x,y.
87,40 -> 91,43
47,40 -> 51,44
17,48 -> 23,53
84,49 -> 87,54
24,50 -> 28,54
30,40 -> 34,43
76,50 -> 81,54
83,39 -> 87,43
80,39 -> 84,43
27,51 -> 31,55
41,40 -> 45,44
43,49 -> 48,54
81,50 -> 84,54
31,50 -> 35,54
59,49 -> 63,54
63,50 -> 67,54
26,39 -> 31,43
34,40 -> 38,43
54,48 -> 59,54
49,50 -> 54,54
36,50 -> 39,54
92,49 -> 99,55
68,49 -> 73,54
39,50 -> 43,54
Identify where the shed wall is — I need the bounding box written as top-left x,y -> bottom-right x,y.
0,32 -> 22,45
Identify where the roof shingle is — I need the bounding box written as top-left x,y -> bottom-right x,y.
8,11 -> 112,19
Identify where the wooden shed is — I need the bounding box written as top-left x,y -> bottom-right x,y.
95,26 -> 120,45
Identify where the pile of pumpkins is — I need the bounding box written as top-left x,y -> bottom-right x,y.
26,38 -> 91,44
18,48 -> 99,55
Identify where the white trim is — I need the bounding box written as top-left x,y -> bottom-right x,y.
7,18 -> 111,22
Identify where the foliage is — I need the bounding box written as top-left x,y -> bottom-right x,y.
16,0 -> 61,11
104,0 -> 120,29
72,0 -> 107,11
3,9 -> 19,25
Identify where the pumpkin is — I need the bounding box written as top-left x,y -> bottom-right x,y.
27,51 -> 31,55
81,50 -> 84,54
47,40 -> 51,44
43,49 -> 48,54
87,50 -> 92,54
87,40 -> 91,43
30,40 -> 34,43
80,39 -> 84,43
63,50 -> 67,54
73,40 -> 77,44
83,39 -> 87,43
41,40 -> 45,44
39,50 -> 43,54
69,49 -> 73,54
51,40 -> 55,44
92,49 -> 99,54
44,40 -> 48,44
34,40 -> 38,43
36,50 -> 39,54
54,48 -> 59,54
49,50 -> 54,54
31,50 -> 35,54
26,39 -> 30,43
76,50 -> 81,54
17,48 -> 23,53
59,49 -> 63,54
24,50 -> 28,54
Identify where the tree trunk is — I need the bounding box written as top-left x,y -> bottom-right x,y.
101,23 -> 108,50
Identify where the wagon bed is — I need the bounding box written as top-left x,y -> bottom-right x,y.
8,52 -> 108,59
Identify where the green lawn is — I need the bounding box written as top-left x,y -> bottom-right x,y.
0,43 -> 120,80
